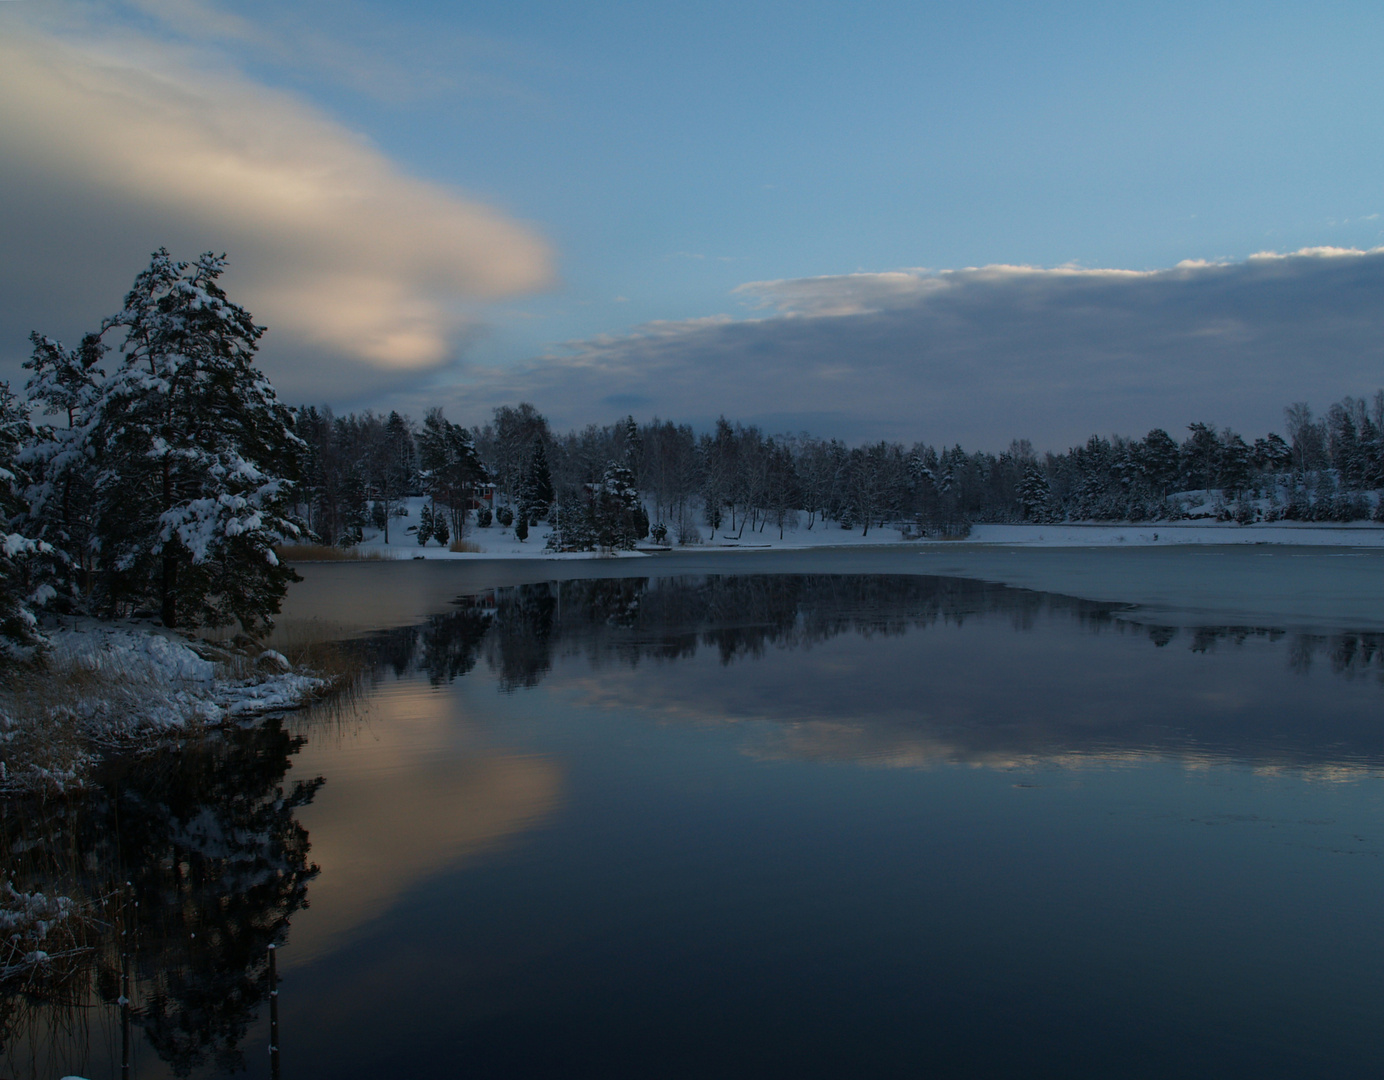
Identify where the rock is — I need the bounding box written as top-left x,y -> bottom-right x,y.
255,650 -> 292,674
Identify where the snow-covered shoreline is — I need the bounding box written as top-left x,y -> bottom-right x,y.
963,521 -> 1384,547
289,497 -> 1384,563
0,620 -> 332,796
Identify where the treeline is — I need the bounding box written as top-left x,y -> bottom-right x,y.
294,391 -> 1384,551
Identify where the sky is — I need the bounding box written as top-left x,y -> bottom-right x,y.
2,0 -> 1383,450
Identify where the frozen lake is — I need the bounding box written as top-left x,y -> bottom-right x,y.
10,548 -> 1384,1079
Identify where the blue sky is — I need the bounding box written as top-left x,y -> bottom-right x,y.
2,0 -> 1383,447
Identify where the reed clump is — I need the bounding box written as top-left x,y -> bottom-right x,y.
449,539 -> 483,553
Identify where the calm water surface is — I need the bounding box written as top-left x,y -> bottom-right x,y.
8,565 -> 1384,1079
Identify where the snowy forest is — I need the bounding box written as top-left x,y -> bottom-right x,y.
295,391 -> 1384,548
3,249 -> 1383,647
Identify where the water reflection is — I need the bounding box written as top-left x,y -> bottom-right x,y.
285,683 -> 562,967
359,574 -> 1384,775
1,719 -> 319,1079
10,572 -> 1384,1079
367,575 -> 1384,688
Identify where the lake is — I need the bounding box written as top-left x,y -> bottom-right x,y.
7,548 -> 1384,1079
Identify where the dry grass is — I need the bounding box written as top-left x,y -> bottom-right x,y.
274,544 -> 396,562
269,622 -> 367,688
450,539 -> 483,553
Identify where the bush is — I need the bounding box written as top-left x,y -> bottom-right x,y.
476,506 -> 493,528
676,519 -> 702,545
496,506 -> 514,528
515,516 -> 528,542
650,522 -> 668,544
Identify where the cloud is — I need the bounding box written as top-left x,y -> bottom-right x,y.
434,248 -> 1384,450
0,12 -> 553,403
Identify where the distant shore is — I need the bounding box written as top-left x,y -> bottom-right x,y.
278,498 -> 1384,563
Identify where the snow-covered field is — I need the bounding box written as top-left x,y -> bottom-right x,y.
966,522 -> 1384,547
343,496 -> 923,560
319,497 -> 1384,561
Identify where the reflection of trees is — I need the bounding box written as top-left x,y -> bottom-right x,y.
365,573 -> 1384,695
1151,624 -> 1384,682
0,718 -> 320,1077
367,575 -> 1123,689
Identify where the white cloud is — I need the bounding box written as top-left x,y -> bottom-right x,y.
0,12 -> 553,401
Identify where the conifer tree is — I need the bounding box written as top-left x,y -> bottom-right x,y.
80,250 -> 302,632
518,438 -> 554,525
23,331 -> 104,592
0,383 -> 57,652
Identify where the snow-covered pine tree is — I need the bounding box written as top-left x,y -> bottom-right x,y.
1018,462 -> 1051,521
593,462 -> 645,550
0,383 -> 58,653
84,250 -> 302,633
518,437 -> 554,526
23,331 -> 105,594
418,408 -> 486,538
418,503 -> 435,545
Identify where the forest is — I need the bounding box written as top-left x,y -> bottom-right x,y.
293,390 -> 1384,554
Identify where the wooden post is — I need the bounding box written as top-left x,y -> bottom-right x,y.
120,951 -> 131,1080
268,944 -> 280,1080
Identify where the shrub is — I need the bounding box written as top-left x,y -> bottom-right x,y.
476,507 -> 493,528
496,506 -> 514,528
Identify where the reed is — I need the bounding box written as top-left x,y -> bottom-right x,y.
449,539 -> 483,553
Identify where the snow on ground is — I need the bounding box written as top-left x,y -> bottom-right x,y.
349,497 -> 921,560
0,620 -> 329,796
966,522 -> 1384,547
340,497 -> 1384,561
43,620 -> 327,728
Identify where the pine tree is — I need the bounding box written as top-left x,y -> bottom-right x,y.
518,438 -> 554,525
1217,431 -> 1252,497
593,462 -> 645,550
1018,462 -> 1051,521
81,250 -> 302,632
0,383 -> 58,652
418,503 -> 434,546
1140,429 -> 1181,495
418,408 -> 486,539
23,331 -> 104,593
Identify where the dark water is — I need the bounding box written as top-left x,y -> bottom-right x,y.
8,571 -> 1384,1079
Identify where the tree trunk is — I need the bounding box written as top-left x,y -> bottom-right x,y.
161,553 -> 178,627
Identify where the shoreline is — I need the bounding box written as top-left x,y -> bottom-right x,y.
280,519 -> 1384,563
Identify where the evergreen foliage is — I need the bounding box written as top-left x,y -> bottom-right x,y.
25,250 -> 301,634
0,383 -> 58,653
